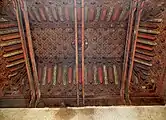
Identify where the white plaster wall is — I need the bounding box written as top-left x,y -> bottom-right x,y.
0,106 -> 166,120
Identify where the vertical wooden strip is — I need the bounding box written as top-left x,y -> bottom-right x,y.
95,7 -> 101,21
107,7 -> 113,21
74,0 -> 79,105
112,4 -> 121,21
38,65 -> 42,82
121,0 -> 137,101
14,0 -> 36,106
28,8 -> 35,21
32,7 -> 41,22
117,65 -> 122,85
79,68 -> 82,84
108,66 -> 113,83
57,65 -> 62,84
39,7 -> 47,21
93,65 -> 97,84
88,66 -> 93,84
65,6 -> 70,21
119,7 -> 129,21
68,67 -> 73,84
84,66 -> 88,85
44,6 -> 53,22
81,0 -> 85,105
21,0 -> 41,106
77,7 -> 81,22
88,8 -> 95,21
100,8 -> 107,21
98,67 -> 103,84
58,6 -> 64,21
103,65 -> 108,85
73,66 -> 76,84
70,7 -> 74,21
157,67 -> 166,96
42,66 -> 47,85
127,1 -> 144,94
53,64 -> 57,85
84,6 -> 88,22
63,65 -> 67,85
47,65 -> 53,84
51,7 -> 58,21
113,65 -> 118,85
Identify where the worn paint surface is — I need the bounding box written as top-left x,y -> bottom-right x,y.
0,107 -> 166,120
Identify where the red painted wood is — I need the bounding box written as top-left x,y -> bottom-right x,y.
38,65 -> 42,82
65,7 -> 70,21
112,4 -> 121,21
136,44 -> 153,51
1,33 -> 20,41
98,67 -> 103,84
88,8 -> 95,21
7,54 -> 24,62
4,44 -> 22,52
135,53 -> 152,61
68,67 -> 73,84
138,33 -> 156,41
78,68 -> 82,84
47,65 -> 53,84
77,7 -> 81,22
100,8 -> 107,21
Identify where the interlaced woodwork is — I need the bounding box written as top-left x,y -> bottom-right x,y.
0,0 -> 166,107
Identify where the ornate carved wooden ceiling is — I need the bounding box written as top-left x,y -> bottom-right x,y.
0,0 -> 166,107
